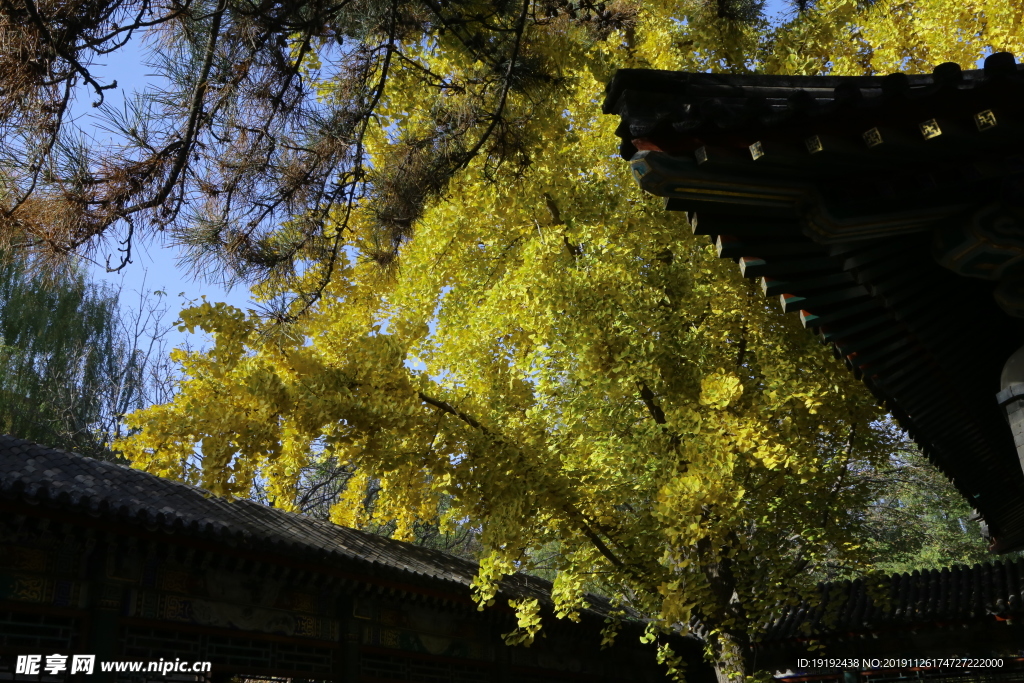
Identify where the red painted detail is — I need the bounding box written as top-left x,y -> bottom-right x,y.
632,139 -> 665,152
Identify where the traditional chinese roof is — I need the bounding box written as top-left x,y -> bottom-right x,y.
765,558 -> 1024,642
0,436 -> 596,616
757,558 -> 1024,666
603,54 -> 1024,552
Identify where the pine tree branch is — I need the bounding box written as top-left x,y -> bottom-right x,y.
20,0 -> 118,104
125,0 -> 228,218
459,0 -> 531,164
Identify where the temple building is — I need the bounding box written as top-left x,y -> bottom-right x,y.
0,437 -> 713,683
604,52 -> 1024,553
603,52 -> 1024,679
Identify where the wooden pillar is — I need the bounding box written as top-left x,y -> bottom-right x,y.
83,541 -> 120,683
337,594 -> 361,683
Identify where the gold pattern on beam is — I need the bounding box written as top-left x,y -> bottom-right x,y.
975,110 -> 998,131
920,119 -> 942,140
805,135 -> 823,154
749,141 -> 764,160
863,127 -> 883,148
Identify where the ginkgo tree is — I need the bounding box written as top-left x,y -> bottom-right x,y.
114,0 -> 1024,680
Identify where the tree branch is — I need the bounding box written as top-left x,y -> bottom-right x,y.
21,0 -> 118,104
459,0 -> 531,164
637,381 -> 667,424
126,0 -> 228,215
418,391 -> 488,433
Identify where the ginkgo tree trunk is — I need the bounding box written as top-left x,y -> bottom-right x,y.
116,0 -> 1023,679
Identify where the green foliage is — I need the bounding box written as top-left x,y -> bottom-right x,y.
0,254 -> 178,460
0,255 -> 139,458
864,442 -> 996,574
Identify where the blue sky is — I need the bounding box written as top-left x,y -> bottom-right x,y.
73,38 -> 254,350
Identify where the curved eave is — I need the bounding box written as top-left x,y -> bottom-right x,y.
605,55 -> 1024,552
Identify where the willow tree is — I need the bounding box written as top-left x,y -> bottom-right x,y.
0,254 -> 170,459
109,0 -> 1024,680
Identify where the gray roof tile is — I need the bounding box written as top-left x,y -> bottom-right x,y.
763,559 -> 1024,643
0,435 -> 617,617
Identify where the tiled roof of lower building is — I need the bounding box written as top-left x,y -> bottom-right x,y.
763,558 -> 1024,644
0,435 -> 613,617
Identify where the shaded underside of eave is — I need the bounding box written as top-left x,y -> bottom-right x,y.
665,202 -> 1024,551
694,217 -> 1024,550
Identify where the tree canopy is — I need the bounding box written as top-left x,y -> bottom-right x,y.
0,253 -> 173,459
864,440 -> 1002,575
41,0 -> 1018,679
